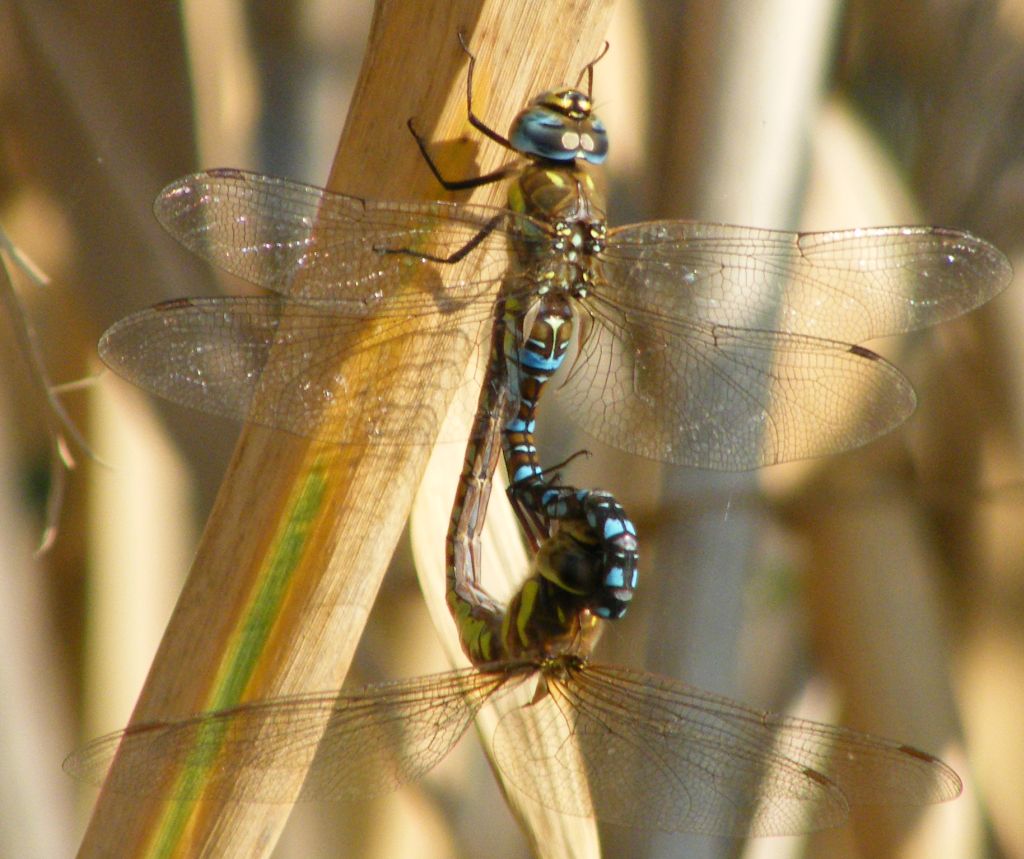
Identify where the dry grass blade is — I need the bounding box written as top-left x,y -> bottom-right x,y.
407,5 -> 616,858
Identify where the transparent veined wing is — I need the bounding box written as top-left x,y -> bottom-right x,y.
102,170 -> 563,444
599,222 -> 1011,342
65,659 -> 959,834
154,169 -> 528,308
99,295 -> 495,444
107,173 -> 1011,465
553,221 -> 1011,467
492,662 -> 962,836
559,305 -> 914,469
64,667 -> 510,802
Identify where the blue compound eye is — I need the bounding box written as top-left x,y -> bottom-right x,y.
508,96 -> 609,164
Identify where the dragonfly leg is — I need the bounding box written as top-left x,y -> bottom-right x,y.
404,29 -> 523,193
406,119 -> 517,191
456,29 -> 515,152
376,209 -> 504,264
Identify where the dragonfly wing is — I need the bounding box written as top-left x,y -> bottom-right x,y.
493,663 -> 960,836
559,304 -> 916,469
155,169 -> 520,306
65,668 -> 503,802
99,296 -> 491,444
300,668 -> 504,801
602,222 -> 1011,343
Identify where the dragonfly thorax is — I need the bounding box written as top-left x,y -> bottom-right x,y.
523,220 -> 603,301
508,89 -> 608,164
508,163 -> 607,307
553,218 -> 607,256
500,572 -> 602,661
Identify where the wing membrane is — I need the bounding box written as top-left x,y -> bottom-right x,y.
65,668 -> 507,802
493,663 -> 961,836
558,301 -> 915,468
601,222 -> 1010,342
155,169 -> 529,306
115,172 -> 1011,465
99,296 -> 493,444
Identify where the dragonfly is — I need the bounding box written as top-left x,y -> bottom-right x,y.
66,491 -> 962,837
97,45 -> 1012,484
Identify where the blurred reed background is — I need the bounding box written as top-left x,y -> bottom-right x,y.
0,0 -> 1020,857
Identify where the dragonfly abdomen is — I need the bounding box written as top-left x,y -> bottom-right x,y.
499,290 -> 639,620
541,490 -> 638,620
502,292 -> 574,489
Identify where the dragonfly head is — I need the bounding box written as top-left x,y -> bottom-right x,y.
509,89 -> 608,164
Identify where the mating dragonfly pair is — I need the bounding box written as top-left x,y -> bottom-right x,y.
69,33 -> 1007,838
